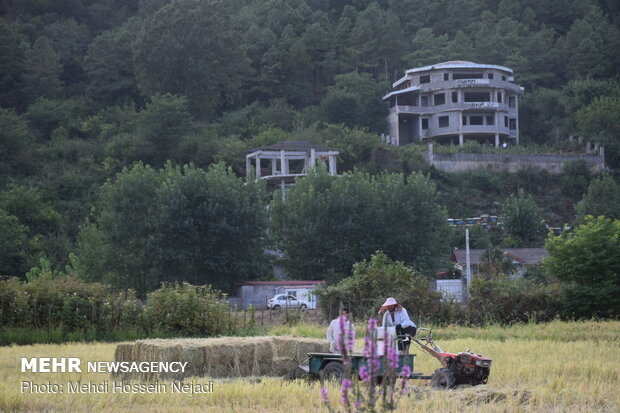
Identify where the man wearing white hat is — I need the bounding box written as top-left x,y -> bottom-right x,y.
379,297 -> 417,351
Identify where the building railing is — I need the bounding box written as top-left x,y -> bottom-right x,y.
414,78 -> 522,92
391,101 -> 511,115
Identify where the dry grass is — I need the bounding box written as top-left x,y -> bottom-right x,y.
113,336 -> 328,380
0,321 -> 619,412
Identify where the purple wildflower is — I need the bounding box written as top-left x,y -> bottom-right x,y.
400,365 -> 411,395
320,387 -> 329,404
387,345 -> 399,369
359,365 -> 371,382
354,398 -> 362,410
368,318 -> 377,330
341,378 -> 352,405
363,336 -> 372,357
346,322 -> 355,353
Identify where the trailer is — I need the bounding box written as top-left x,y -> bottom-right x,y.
298,352 -> 431,383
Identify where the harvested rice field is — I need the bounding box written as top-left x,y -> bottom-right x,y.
0,320 -> 619,412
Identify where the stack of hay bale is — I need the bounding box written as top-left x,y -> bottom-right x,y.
113,336 -> 328,381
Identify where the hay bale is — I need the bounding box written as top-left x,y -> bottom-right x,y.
271,357 -> 297,378
272,336 -> 329,362
113,336 -> 327,381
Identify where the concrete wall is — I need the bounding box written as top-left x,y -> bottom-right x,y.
425,151 -> 605,174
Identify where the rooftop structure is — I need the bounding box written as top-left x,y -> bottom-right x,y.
245,140 -> 339,191
382,61 -> 524,147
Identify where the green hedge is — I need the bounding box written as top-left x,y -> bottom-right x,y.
0,274 -> 235,345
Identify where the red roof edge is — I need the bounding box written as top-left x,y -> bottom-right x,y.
238,280 -> 326,286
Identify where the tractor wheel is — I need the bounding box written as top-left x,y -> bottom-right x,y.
431,368 -> 457,389
320,361 -> 344,385
300,304 -> 307,310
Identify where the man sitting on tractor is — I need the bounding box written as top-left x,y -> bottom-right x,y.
379,297 -> 417,352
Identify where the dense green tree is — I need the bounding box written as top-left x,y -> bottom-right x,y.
501,189 -> 545,245
575,175 -> 620,221
0,210 -> 28,277
134,93 -> 197,166
270,169 -> 448,281
77,162 -> 268,296
0,108 -> 35,177
153,163 -> 268,291
543,216 -> 620,317
133,0 -> 251,117
84,20 -> 141,104
320,72 -> 387,132
83,162 -> 162,295
22,36 -> 63,102
42,18 -> 91,87
0,21 -> 25,108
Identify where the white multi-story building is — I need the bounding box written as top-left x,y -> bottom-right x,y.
383,61 -> 523,147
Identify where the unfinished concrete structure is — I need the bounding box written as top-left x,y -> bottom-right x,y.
245,140 -> 339,190
383,61 -> 523,147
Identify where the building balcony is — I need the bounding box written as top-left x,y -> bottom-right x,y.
420,124 -> 512,138
416,78 -> 523,93
392,101 -> 510,115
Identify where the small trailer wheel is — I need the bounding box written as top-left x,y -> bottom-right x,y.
320,361 -> 344,384
431,368 -> 457,389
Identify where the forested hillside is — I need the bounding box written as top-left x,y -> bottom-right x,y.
1,0 -> 619,289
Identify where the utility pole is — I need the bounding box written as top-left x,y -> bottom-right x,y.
465,228 -> 472,300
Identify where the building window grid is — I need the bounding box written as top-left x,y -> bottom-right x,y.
438,116 -> 449,128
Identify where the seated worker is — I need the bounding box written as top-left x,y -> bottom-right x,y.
327,307 -> 355,354
379,297 -> 417,350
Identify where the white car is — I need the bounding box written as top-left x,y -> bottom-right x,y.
267,294 -> 309,310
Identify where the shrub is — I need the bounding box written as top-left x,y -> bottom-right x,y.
468,277 -> 563,324
316,252 -> 443,322
142,283 -> 232,336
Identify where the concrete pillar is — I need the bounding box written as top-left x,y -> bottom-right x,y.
428,142 -> 434,162
271,159 -> 277,175
255,156 -> 261,179
246,156 -> 251,180
310,148 -> 316,169
515,94 -> 520,145
329,156 -> 337,176
495,134 -> 500,148
419,116 -> 423,140
459,133 -> 464,146
280,150 -> 288,175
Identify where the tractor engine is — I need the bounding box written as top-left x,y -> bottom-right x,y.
446,352 -> 492,385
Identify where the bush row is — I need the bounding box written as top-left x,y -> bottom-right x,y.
317,252 -> 616,326
0,274 -> 235,343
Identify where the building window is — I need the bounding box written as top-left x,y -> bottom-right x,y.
486,115 -> 495,125
488,73 -> 494,79
502,75 -> 507,81
464,92 -> 490,102
509,118 -> 516,130
444,73 -> 449,81
462,115 -> 468,125
438,116 -> 449,127
452,92 -> 458,103
509,96 -> 516,108
497,92 -> 502,103
504,116 -> 508,127
421,96 -> 429,106
434,93 -> 445,106
421,118 -> 429,129
453,72 -> 483,80
420,75 -> 430,84
470,116 -> 483,125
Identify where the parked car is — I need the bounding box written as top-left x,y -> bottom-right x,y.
267,294 -> 309,310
